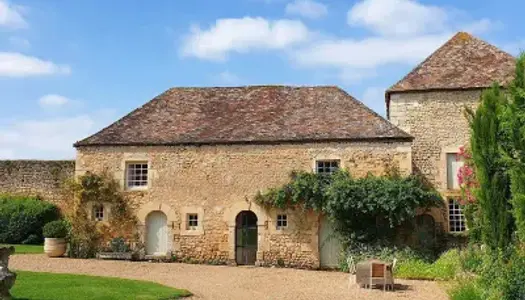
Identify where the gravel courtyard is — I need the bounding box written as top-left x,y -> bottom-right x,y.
11,255 -> 448,300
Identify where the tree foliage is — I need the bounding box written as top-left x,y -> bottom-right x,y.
501,53 -> 525,243
466,83 -> 513,250
255,170 -> 442,243
62,171 -> 138,258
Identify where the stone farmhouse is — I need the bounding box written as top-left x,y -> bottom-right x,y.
71,32 -> 515,269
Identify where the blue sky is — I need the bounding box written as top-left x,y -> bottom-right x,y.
0,0 -> 523,159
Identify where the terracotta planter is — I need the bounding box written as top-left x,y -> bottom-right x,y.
44,238 -> 67,257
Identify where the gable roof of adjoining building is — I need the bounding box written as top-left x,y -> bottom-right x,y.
385,32 -> 516,118
75,86 -> 412,147
387,32 -> 516,94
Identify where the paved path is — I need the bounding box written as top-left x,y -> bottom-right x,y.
11,254 -> 448,300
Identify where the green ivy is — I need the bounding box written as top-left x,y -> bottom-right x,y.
255,170 -> 442,243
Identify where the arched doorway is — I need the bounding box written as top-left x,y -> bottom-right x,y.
146,211 -> 168,255
415,214 -> 436,248
235,210 -> 258,265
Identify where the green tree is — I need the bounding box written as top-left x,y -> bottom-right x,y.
501,54 -> 525,242
467,83 -> 513,250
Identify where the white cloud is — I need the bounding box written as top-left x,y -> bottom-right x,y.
8,36 -> 30,49
290,0 -> 499,82
286,0 -> 328,19
0,111 -> 115,159
181,17 -> 311,61
216,71 -> 241,85
38,94 -> 71,108
293,33 -> 450,69
0,52 -> 71,77
0,0 -> 27,29
347,0 -> 447,36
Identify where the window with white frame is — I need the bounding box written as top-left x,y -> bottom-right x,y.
187,214 -> 199,230
447,153 -> 464,190
448,199 -> 466,232
276,214 -> 288,229
93,204 -> 104,221
126,162 -> 148,189
316,160 -> 340,175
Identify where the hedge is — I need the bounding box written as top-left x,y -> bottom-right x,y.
0,195 -> 61,244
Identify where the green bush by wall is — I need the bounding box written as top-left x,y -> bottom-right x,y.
0,195 -> 61,244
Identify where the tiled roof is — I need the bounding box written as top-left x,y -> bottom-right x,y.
75,86 -> 411,147
387,32 -> 516,93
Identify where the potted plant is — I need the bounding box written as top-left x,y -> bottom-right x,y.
43,220 -> 68,257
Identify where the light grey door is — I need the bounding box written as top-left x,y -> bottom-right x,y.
319,216 -> 342,268
146,211 -> 168,255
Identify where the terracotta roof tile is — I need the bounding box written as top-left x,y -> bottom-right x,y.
387,32 -> 515,93
75,86 -> 411,147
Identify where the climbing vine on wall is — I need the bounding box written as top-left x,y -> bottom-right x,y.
255,170 -> 442,243
62,171 -> 138,258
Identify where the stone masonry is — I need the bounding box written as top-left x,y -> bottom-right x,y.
76,141 -> 411,268
388,89 -> 481,226
0,160 -> 75,205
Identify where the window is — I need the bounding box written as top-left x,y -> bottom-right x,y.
449,199 -> 466,232
316,160 -> 340,175
276,214 -> 288,229
187,214 -> 199,230
126,162 -> 148,189
93,204 -> 104,221
447,153 -> 464,190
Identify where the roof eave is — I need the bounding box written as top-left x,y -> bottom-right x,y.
74,136 -> 414,148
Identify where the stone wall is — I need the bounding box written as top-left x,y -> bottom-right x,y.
389,89 -> 480,190
76,141 -> 412,268
0,160 -> 75,205
388,89 -> 482,228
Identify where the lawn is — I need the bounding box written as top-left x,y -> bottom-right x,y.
0,244 -> 44,254
11,271 -> 192,300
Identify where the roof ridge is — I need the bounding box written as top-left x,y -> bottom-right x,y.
165,85 -> 339,90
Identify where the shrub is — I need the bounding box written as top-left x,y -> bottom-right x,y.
22,234 -> 41,245
449,279 -> 483,300
43,220 -> 68,238
459,245 -> 484,273
110,237 -> 130,253
0,195 -> 60,244
500,251 -> 525,300
340,242 -> 434,271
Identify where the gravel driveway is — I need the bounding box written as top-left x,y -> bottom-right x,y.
11,255 -> 448,300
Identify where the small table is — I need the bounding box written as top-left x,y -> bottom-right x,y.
355,259 -> 394,290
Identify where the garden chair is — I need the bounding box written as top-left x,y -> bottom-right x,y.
369,262 -> 388,291
385,258 -> 397,291
347,255 -> 356,288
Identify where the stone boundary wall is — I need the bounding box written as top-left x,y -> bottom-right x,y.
0,160 -> 75,205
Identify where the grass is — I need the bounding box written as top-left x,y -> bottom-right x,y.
0,244 -> 43,254
448,279 -> 483,300
11,271 -> 192,300
395,249 -> 461,280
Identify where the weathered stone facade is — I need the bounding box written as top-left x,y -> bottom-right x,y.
75,141 -> 411,268
388,89 -> 482,228
0,160 -> 75,205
